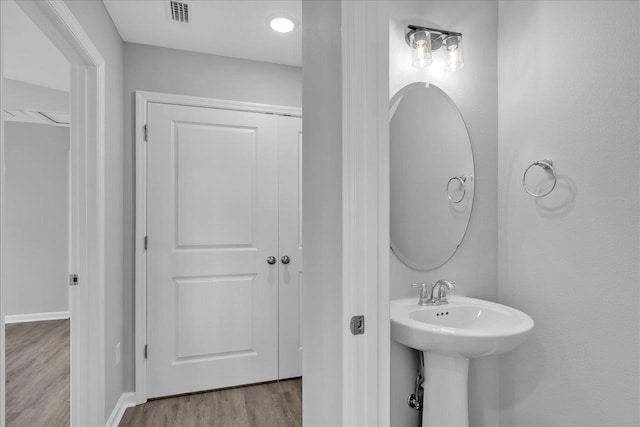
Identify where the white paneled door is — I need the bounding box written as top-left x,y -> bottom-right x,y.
146,102 -> 301,398
278,116 -> 303,379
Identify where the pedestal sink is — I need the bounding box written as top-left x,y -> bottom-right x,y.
391,296 -> 534,427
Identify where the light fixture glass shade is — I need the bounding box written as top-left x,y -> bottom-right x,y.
443,35 -> 464,72
410,30 -> 432,68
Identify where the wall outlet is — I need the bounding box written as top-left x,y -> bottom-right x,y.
115,342 -> 121,367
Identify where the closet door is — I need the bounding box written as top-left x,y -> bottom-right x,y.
146,103 -> 279,398
278,116 -> 303,379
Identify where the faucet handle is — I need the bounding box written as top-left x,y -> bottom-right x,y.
411,283 -> 430,299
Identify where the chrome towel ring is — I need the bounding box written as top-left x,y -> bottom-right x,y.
447,174 -> 467,203
523,159 -> 557,198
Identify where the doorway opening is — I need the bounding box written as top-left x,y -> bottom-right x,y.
3,1 -> 71,424
0,1 -> 107,425
3,2 -> 72,424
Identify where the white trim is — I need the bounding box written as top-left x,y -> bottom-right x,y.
136,91 -> 302,118
374,2 -> 391,424
104,392 -> 135,427
135,91 -> 302,404
341,1 -> 390,425
5,311 -> 70,324
0,2 -> 106,426
0,3 -> 6,424
134,92 -> 147,405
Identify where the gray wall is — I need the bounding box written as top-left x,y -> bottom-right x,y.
389,2 -> 499,426
63,0 -> 125,421
497,1 -> 640,426
122,43 -> 302,393
301,1 -> 342,425
3,122 -> 68,317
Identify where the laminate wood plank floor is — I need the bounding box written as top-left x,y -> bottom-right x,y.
5,319 -> 70,427
120,378 -> 302,427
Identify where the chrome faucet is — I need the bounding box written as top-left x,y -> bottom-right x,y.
430,280 -> 455,305
412,280 -> 456,306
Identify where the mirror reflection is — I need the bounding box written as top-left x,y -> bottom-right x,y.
390,83 -> 474,270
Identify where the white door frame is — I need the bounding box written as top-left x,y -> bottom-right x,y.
341,1 -> 390,425
134,90 -> 302,404
0,2 -> 106,426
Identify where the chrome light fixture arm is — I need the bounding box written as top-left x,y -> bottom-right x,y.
405,25 -> 462,51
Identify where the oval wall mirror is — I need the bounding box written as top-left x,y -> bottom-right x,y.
390,82 -> 474,271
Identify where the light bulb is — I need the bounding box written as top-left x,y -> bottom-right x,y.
443,35 -> 464,72
414,41 -> 429,68
410,30 -> 432,68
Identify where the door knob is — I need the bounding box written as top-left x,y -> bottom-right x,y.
281,255 -> 291,265
267,256 -> 277,265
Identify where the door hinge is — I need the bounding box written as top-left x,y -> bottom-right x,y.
350,315 -> 365,335
69,274 -> 79,286
144,235 -> 148,250
144,344 -> 148,359
144,124 -> 148,142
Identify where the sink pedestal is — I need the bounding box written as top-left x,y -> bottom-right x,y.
391,297 -> 534,426
421,352 -> 469,427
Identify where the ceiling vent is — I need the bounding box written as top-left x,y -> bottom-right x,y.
170,1 -> 189,23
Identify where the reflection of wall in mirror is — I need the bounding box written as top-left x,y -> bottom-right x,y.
390,83 -> 474,271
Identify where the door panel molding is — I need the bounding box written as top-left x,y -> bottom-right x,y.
135,91 -> 301,404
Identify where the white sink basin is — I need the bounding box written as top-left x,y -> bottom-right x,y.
392,296 -> 534,427
391,296 -> 534,357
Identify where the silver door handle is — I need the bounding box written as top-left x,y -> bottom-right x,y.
281,255 -> 291,264
267,256 -> 277,265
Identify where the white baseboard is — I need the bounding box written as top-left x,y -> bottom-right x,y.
4,311 -> 70,324
105,392 -> 136,427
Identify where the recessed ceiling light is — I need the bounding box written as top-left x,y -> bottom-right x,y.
270,17 -> 295,33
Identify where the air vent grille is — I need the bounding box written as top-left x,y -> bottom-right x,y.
170,1 -> 189,23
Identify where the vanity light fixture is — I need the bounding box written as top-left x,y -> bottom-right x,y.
406,25 -> 464,72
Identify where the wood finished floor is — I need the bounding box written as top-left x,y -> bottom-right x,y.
119,378 -> 302,427
5,319 -> 70,427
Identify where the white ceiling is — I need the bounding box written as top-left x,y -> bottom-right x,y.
103,0 -> 302,67
2,0 -> 70,92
